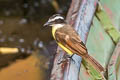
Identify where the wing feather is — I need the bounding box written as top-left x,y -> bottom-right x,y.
55,26 -> 88,57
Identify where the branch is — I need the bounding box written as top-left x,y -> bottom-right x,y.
50,0 -> 98,80
108,40 -> 120,80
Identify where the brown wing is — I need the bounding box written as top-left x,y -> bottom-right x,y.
55,25 -> 88,57
55,26 -> 105,72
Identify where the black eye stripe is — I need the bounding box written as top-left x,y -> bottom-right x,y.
50,19 -> 66,24
55,19 -> 64,23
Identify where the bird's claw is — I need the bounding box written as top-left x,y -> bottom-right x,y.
57,54 -> 75,65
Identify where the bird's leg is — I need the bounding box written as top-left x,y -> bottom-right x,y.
57,54 -> 75,64
68,54 -> 76,63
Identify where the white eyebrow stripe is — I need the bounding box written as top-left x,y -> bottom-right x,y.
48,16 -> 64,22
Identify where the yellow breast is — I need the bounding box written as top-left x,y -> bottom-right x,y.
52,26 -> 73,55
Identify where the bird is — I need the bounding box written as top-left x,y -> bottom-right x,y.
43,14 -> 104,72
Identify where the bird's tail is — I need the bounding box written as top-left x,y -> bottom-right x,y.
84,55 -> 104,72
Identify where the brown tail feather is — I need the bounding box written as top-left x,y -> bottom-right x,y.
85,55 -> 104,72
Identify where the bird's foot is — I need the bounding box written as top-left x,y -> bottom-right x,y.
57,54 -> 75,65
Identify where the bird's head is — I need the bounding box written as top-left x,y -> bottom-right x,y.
44,14 -> 66,27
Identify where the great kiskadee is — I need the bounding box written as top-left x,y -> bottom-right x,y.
44,14 -> 104,72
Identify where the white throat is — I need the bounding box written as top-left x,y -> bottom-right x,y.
52,24 -> 64,29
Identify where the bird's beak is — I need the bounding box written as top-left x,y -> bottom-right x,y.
43,22 -> 50,27
42,22 -> 51,30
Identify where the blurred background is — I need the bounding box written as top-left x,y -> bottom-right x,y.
0,0 -> 71,80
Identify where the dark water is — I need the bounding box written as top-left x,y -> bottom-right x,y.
0,0 -> 71,80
